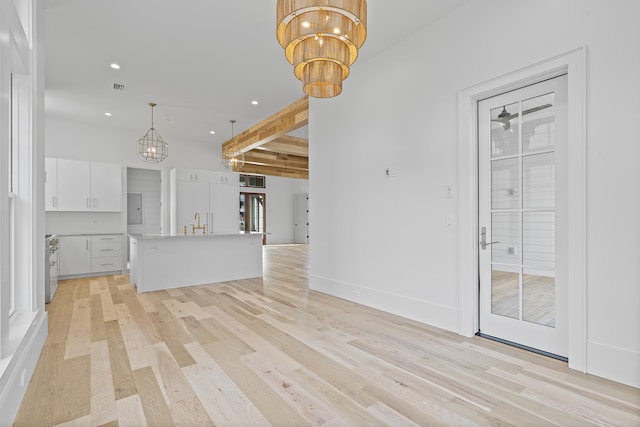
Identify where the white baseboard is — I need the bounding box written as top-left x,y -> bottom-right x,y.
587,341 -> 640,388
0,310 -> 48,427
310,274 -> 458,333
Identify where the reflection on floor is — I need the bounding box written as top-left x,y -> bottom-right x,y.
491,269 -> 555,327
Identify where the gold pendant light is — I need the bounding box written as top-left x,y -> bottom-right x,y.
276,0 -> 367,98
137,102 -> 168,163
223,119 -> 245,170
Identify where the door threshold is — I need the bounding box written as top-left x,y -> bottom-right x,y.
475,332 -> 568,362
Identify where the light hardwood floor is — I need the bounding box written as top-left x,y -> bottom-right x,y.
14,244 -> 640,426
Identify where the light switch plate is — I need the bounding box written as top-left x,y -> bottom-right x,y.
445,185 -> 455,198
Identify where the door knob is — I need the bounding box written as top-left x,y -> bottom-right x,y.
480,226 -> 500,250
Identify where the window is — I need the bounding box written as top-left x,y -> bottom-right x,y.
1,68 -> 37,358
8,73 -> 17,316
239,174 -> 266,188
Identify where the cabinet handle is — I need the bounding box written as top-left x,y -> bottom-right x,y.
93,198 -> 96,208
100,263 -> 114,266
86,239 -> 89,250
100,249 -> 114,252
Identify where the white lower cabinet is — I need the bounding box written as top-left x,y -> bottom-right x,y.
91,235 -> 122,273
59,235 -> 91,276
59,234 -> 123,277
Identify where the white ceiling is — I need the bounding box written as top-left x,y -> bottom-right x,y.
44,0 -> 470,146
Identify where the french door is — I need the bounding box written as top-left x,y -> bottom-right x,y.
478,75 -> 568,357
240,192 -> 266,244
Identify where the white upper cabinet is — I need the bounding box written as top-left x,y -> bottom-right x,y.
176,169 -> 210,182
45,157 -> 58,211
170,168 -> 210,234
170,168 -> 239,234
57,159 -> 92,211
210,171 -> 238,185
90,161 -> 122,212
48,158 -> 122,212
177,180 -> 210,234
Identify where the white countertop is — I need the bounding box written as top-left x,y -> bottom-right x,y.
128,232 -> 263,240
57,233 -> 124,236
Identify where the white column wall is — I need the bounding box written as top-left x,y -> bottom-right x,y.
309,0 -> 640,387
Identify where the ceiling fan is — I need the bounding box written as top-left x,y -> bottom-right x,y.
492,103 -> 552,130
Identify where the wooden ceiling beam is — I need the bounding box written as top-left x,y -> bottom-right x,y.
243,151 -> 308,170
236,164 -> 309,180
254,135 -> 309,157
222,96 -> 309,154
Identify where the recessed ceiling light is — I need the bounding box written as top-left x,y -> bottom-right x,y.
251,100 -> 258,105
110,63 -> 120,69
104,112 -> 112,116
209,130 -> 216,135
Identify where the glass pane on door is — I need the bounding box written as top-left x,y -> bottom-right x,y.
491,266 -> 519,319
523,152 -> 555,209
249,195 -> 264,233
522,93 -> 555,153
523,268 -> 555,327
491,102 -> 520,157
491,212 -> 521,264
523,212 -> 555,269
491,158 -> 520,210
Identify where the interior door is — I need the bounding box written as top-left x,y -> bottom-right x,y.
478,75 -> 568,357
294,193 -> 309,244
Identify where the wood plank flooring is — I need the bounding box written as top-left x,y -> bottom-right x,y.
14,244 -> 640,426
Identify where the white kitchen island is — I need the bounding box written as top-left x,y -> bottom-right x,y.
128,232 -> 263,293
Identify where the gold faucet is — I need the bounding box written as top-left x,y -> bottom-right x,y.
192,212 -> 206,234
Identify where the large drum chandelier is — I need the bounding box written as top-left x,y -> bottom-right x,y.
276,0 -> 367,98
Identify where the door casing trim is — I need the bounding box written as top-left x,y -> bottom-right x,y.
456,47 -> 587,372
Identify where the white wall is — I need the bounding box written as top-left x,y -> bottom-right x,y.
45,116 -> 309,244
243,176 -> 309,244
309,0 -> 640,387
45,116 -> 222,170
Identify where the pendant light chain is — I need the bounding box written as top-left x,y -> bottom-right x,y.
223,119 -> 244,170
